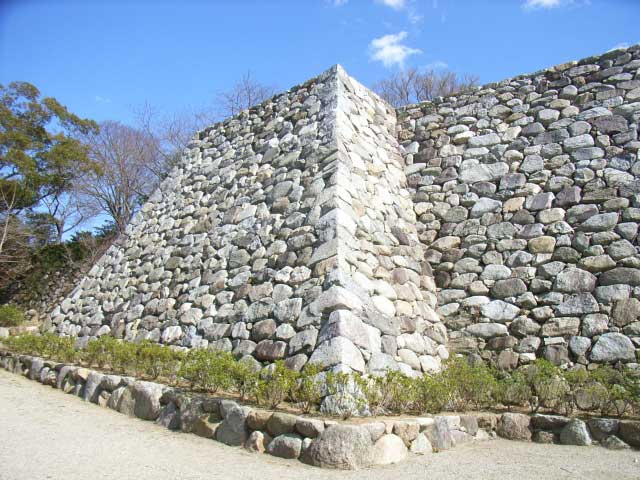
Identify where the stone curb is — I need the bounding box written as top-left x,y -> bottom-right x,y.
2,350 -> 637,469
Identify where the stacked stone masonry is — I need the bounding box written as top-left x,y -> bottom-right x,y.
399,44 -> 640,369
48,66 -> 446,382
49,44 -> 640,375
3,351 -> 637,471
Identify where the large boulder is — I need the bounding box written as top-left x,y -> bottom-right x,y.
246,410 -> 272,431
497,413 -> 531,441
531,414 -> 569,433
309,337 -> 365,373
587,418 -> 619,441
107,386 -> 136,416
602,435 -> 630,450
599,268 -> 640,287
82,372 -> 104,403
425,416 -> 453,451
295,417 -> 324,438
245,430 -> 270,453
392,421 -> 420,446
560,419 -> 592,446
619,421 -> 640,447
409,433 -> 433,454
554,268 -> 597,293
191,416 -> 220,438
267,434 -> 303,459
372,434 -> 408,465
28,357 -> 44,380
156,402 -> 180,430
266,412 -> 298,437
590,333 -> 635,362
303,425 -> 373,470
55,365 -> 77,390
131,381 -> 166,421
216,406 -> 251,446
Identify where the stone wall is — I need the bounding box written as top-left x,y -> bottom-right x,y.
398,44 -> 640,369
48,44 -> 640,375
47,66 -> 446,379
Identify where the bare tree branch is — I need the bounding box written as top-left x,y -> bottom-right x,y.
77,121 -> 160,234
216,71 -> 276,117
372,68 -> 479,108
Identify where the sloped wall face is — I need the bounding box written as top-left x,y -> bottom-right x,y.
398,45 -> 640,368
49,66 -> 447,377
306,71 -> 446,376
51,69 -> 341,368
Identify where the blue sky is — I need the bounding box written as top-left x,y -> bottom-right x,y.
1,0 -> 639,127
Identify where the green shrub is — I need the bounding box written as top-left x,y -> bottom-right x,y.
230,358 -> 260,401
414,373 -> 450,414
495,370 -> 531,411
6,334 -> 47,356
325,371 -> 353,396
324,370 -> 366,419
41,334 -> 77,363
560,367 -> 592,415
588,366 -> 635,417
178,348 -> 235,393
442,357 -> 498,411
82,336 -> 119,368
0,305 -> 25,327
255,360 -> 298,409
292,363 -> 323,413
520,359 -> 568,413
4,331 -> 640,419
112,341 -> 138,375
137,341 -> 183,381
357,370 -> 416,416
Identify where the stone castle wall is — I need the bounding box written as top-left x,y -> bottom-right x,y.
399,44 -> 640,369
49,44 -> 640,374
48,66 -> 447,378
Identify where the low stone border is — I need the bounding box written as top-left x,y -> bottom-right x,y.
1,351 -> 637,469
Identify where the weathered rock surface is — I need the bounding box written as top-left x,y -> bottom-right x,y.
372,434 -> 408,465
303,425 -> 373,470
560,419 -> 592,446
497,413 -> 531,441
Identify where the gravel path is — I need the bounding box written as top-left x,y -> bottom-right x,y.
1,369 -> 639,480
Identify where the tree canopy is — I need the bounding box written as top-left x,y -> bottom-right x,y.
0,81 -> 99,214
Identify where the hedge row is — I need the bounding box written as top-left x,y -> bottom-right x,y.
2,333 -> 640,418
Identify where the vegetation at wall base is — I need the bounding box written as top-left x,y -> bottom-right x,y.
2,333 -> 639,419
0,305 -> 25,327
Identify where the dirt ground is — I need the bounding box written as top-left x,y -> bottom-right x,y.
0,369 -> 639,480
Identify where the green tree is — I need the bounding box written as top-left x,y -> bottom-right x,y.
0,81 -> 98,279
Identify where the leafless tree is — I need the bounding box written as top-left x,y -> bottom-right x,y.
77,121 -> 160,234
216,71 -> 276,117
37,190 -> 99,244
372,68 -> 479,107
134,102 -> 216,178
0,200 -> 31,290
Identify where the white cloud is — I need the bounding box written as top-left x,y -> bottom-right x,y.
369,31 -> 421,68
523,0 -> 590,10
376,0 -> 406,10
425,60 -> 448,70
408,11 -> 423,24
524,0 -> 563,8
375,0 -> 423,25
